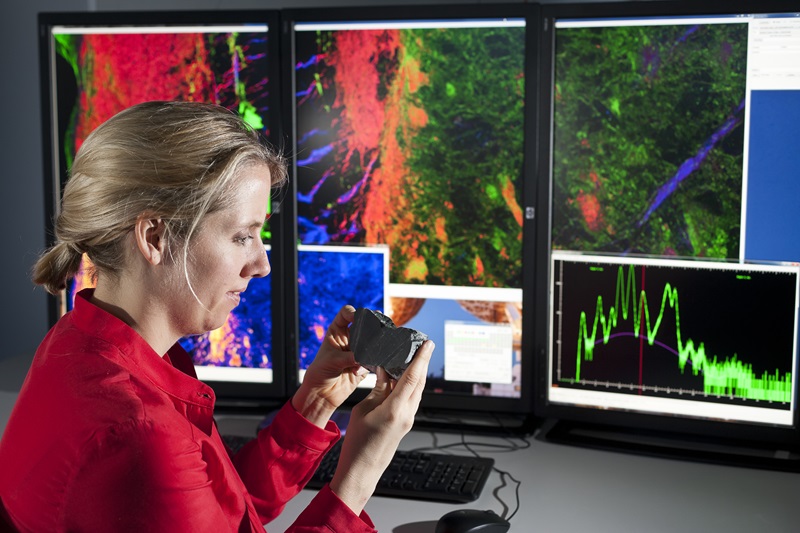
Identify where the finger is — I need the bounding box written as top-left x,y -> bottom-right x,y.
375,366 -> 393,388
356,367 -> 391,412
390,340 -> 433,401
328,305 -> 356,349
328,349 -> 359,372
310,342 -> 358,375
341,364 -> 369,378
331,305 -> 355,329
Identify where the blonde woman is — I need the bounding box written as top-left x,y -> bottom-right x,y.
0,101 -> 433,532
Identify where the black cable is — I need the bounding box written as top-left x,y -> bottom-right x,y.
497,468 -> 523,521
459,431 -> 522,523
491,461 -> 511,519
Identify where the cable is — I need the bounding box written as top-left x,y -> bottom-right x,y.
459,432 -> 522,522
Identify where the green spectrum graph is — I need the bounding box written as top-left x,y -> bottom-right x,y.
554,259 -> 797,404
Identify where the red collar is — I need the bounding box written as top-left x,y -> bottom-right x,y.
71,289 -> 216,433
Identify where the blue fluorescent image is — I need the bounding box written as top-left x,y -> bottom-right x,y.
298,248 -> 386,370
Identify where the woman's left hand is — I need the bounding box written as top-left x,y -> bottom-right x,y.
291,305 -> 368,428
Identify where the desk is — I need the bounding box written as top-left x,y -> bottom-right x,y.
216,415 -> 800,533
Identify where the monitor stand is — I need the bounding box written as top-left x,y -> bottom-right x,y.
538,418 -> 800,473
412,409 -> 538,436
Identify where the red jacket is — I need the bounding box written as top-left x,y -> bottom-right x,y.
0,290 -> 375,532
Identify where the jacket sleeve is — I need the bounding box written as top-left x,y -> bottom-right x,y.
289,484 -> 377,533
232,402 -> 376,532
64,418 -> 243,533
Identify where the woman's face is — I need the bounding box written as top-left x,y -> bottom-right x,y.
172,163 -> 272,336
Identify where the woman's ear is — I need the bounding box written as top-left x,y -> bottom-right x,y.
133,215 -> 167,266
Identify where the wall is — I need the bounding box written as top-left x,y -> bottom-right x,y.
0,0 -> 87,375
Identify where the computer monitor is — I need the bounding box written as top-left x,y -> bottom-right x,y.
534,0 -> 800,465
38,10 -> 288,406
282,4 -> 539,432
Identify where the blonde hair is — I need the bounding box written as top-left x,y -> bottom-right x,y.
33,100 -> 287,295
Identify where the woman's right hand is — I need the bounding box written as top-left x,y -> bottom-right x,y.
328,340 -> 434,515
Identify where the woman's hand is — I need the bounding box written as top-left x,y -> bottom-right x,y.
291,305 -> 369,428
329,339 -> 434,514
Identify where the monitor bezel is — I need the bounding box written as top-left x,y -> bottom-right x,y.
38,9 -> 290,408
533,0 -> 800,449
281,3 -> 540,431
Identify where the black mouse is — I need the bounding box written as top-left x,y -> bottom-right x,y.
435,509 -> 511,533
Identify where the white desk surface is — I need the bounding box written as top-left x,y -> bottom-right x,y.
215,414 -> 800,533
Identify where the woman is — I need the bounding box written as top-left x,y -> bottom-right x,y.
0,101 -> 433,532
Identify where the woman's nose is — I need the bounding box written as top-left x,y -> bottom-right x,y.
248,243 -> 271,279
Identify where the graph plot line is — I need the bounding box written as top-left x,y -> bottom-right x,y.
575,265 -> 792,402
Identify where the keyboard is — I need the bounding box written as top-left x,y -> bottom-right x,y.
222,435 -> 495,503
307,440 -> 495,503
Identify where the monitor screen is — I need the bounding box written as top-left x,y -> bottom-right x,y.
39,11 -> 286,402
284,5 -> 537,424
535,1 -> 800,448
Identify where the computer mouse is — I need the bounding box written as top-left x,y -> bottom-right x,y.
435,509 -> 511,533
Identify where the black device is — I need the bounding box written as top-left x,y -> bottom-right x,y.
37,9 -> 289,409
435,509 -> 511,533
350,307 -> 428,379
533,0 -> 800,469
281,3 -> 540,435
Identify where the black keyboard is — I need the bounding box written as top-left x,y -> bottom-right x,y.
307,440 -> 494,503
222,434 -> 494,503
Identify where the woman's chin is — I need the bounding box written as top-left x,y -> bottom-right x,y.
192,313 -> 231,336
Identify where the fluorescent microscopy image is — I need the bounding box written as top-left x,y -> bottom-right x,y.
54,27 -> 276,372
552,23 -> 747,258
55,30 -> 270,161
294,25 -> 526,289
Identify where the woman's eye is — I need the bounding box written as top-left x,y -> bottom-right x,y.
234,235 -> 254,245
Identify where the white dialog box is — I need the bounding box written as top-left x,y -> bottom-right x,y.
444,321 -> 513,384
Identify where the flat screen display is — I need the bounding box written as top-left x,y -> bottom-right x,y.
41,13 -> 281,391
538,4 -> 800,440
290,13 -> 529,402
